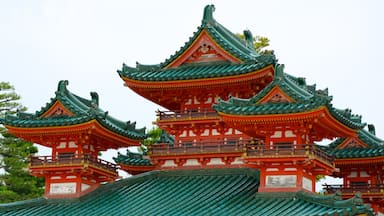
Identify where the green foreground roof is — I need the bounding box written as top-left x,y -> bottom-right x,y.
0,168 -> 373,216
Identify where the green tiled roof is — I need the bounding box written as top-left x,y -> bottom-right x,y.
214,64 -> 366,130
330,147 -> 384,159
161,5 -> 259,66
322,128 -> 384,159
329,129 -> 383,149
357,128 -> 384,147
113,149 -> 153,166
118,60 -> 274,82
118,5 -> 276,82
3,80 -> 146,140
157,130 -> 175,145
0,168 -> 373,216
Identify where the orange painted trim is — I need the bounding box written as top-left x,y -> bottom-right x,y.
119,164 -> 156,172
165,30 -> 242,68
219,106 -> 357,135
335,157 -> 384,165
156,116 -> 220,124
219,106 -> 324,121
258,86 -> 295,104
6,120 -> 141,147
30,164 -> 118,177
150,152 -> 243,160
245,156 -> 311,164
40,101 -> 74,118
219,109 -> 323,129
320,108 -> 359,135
123,65 -> 274,89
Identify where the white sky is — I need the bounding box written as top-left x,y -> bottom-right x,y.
1,1 -> 383,186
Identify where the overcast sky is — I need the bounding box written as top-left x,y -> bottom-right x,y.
1,1 -> 383,182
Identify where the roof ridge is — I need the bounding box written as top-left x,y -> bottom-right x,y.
158,4 -> 263,68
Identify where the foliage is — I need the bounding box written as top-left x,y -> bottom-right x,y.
0,82 -> 44,203
236,33 -> 272,54
316,175 -> 325,182
142,127 -> 162,148
0,82 -> 26,118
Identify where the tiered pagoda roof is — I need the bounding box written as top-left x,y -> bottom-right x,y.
113,149 -> 155,175
321,128 -> 384,160
118,5 -> 276,110
214,64 -> 366,139
2,80 -> 146,148
0,168 -> 373,216
1,3 -> 383,214
118,5 -> 275,81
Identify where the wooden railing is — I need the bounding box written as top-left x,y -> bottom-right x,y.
151,140 -> 333,164
150,140 -> 244,156
30,154 -> 118,173
323,184 -> 384,195
156,109 -> 218,121
246,143 -> 334,165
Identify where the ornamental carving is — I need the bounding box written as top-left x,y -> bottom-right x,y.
184,41 -> 226,64
267,93 -> 290,103
344,139 -> 362,148
53,107 -> 64,116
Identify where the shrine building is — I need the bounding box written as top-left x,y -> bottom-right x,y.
0,5 -> 382,216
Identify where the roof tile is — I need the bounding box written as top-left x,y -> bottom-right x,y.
0,168 -> 373,216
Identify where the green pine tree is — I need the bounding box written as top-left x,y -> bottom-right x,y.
0,82 -> 44,203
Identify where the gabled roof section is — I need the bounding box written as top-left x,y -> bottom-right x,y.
118,5 -> 276,82
119,60 -> 275,82
113,149 -> 153,167
330,146 -> 384,159
0,168 -> 373,216
329,128 -> 384,150
321,127 -> 384,159
36,80 -> 98,117
3,80 -> 147,140
163,4 -> 259,68
258,86 -> 295,104
214,64 -> 366,130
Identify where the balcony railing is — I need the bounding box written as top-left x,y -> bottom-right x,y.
323,184 -> 384,195
150,140 -> 244,156
246,143 -> 333,165
30,154 -> 118,173
156,109 -> 218,121
151,140 -> 333,164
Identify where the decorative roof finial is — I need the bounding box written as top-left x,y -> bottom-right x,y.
275,64 -> 284,80
243,30 -> 254,50
368,124 -> 376,135
57,80 -> 69,95
203,4 -> 215,25
90,92 -> 99,108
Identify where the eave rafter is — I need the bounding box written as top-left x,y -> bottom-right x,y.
335,157 -> 384,166
124,65 -> 274,110
123,65 -> 274,90
6,120 -> 141,148
219,107 -> 357,138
